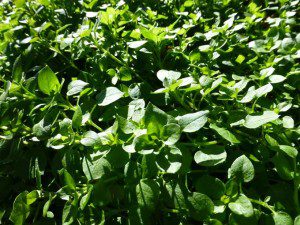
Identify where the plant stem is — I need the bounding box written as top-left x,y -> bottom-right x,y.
87,119 -> 103,132
249,198 -> 275,213
162,208 -> 180,214
172,91 -> 191,111
181,141 -> 218,146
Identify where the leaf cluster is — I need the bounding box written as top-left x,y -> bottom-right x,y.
0,0 -> 299,224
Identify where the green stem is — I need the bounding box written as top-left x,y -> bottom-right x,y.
104,174 -> 124,184
249,198 -> 275,213
181,141 -> 218,146
162,208 -> 180,214
87,120 -> 103,132
172,91 -> 191,111
251,98 -> 258,113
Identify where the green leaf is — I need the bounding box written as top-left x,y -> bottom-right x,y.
141,154 -> 158,178
194,175 -> 225,200
136,179 -> 160,211
72,106 -> 82,129
9,192 -> 30,225
273,152 -> 294,180
228,195 -> 254,217
97,87 -> 124,106
255,83 -> 273,98
117,115 -> 137,134
144,103 -> 173,136
127,40 -> 147,49
210,124 -> 240,144
133,134 -> 156,154
156,146 -> 182,174
269,75 -> 286,84
26,190 -> 40,205
272,212 -> 293,225
187,192 -> 214,221
228,155 -> 254,183
38,65 -> 60,95
194,145 -> 227,166
61,169 -> 76,191
67,80 -> 88,96
282,116 -> 294,128
82,157 -> 112,181
244,111 -> 279,129
157,70 -> 181,84
162,123 -> 181,145
294,215 -> 300,225
281,38 -> 295,51
80,187 -> 92,210
32,119 -> 51,138
260,67 -> 275,77
235,54 -> 245,64
62,200 -> 76,225
140,27 -> 157,42
12,55 -> 23,83
240,86 -> 256,103
37,0 -> 50,6
13,0 -> 25,7
80,131 -> 101,146
278,145 -> 297,158
176,111 -> 209,133
163,181 -> 189,209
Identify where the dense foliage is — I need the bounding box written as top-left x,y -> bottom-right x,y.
0,0 -> 299,224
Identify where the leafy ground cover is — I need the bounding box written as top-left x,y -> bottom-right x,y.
0,0 -> 299,224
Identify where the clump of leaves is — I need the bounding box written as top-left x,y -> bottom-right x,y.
0,0 -> 299,224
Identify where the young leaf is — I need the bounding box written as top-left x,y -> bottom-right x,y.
269,75 -> 286,84
67,80 -> 88,96
162,123 -> 181,145
228,195 -> 254,217
228,155 -> 254,183
38,65 -> 60,95
176,111 -> 209,133
127,40 -> 147,49
80,187 -> 92,210
72,106 -> 82,129
117,115 -> 137,134
97,87 -> 124,106
244,111 -> 279,129
194,145 -> 227,166
144,103 -> 173,136
12,55 -> 23,83
157,70 -> 181,83
255,83 -> 273,98
278,145 -> 298,158
282,116 -> 294,128
210,124 -> 240,144
80,131 -> 101,146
